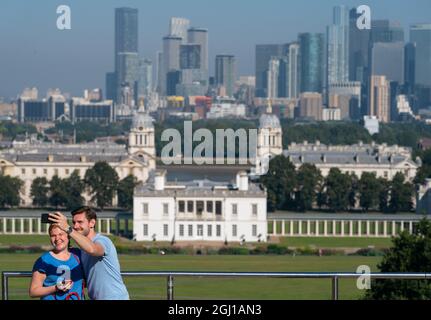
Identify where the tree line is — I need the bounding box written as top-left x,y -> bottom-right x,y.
260,156 -> 415,213
0,162 -> 138,210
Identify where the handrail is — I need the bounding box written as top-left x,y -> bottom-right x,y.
2,271 -> 430,300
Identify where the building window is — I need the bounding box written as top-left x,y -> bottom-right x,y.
232,204 -> 238,215
188,224 -> 193,237
252,204 -> 258,216
384,171 -> 388,178
196,201 -> 204,215
32,168 -> 36,175
216,225 -> 221,237
65,169 -> 70,175
21,169 -> 26,174
187,201 -> 194,213
163,224 -> 168,237
143,224 -> 148,236
206,201 -> 213,213
179,201 -> 185,213
179,224 -> 184,237
252,225 -> 257,237
143,203 -> 148,215
215,201 -> 222,215
163,203 -> 169,216
197,225 -> 203,236
232,224 -> 237,237
43,169 -> 47,175
54,169 -> 59,176
207,225 -> 212,237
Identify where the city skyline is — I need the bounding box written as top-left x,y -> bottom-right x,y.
0,0 -> 430,99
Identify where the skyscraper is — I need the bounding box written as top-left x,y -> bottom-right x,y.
136,59 -> 153,101
327,5 -> 349,84
156,51 -> 164,94
349,8 -> 370,83
299,33 -> 325,93
187,28 -> 209,74
117,52 -> 139,104
169,17 -> 190,43
410,24 -> 431,87
115,8 -> 139,104
276,43 -> 300,99
286,43 -> 300,99
371,20 -> 405,44
371,42 -> 405,83
105,72 -> 117,101
369,75 -> 390,123
215,55 -> 237,97
255,44 -> 284,97
180,44 -> 201,69
404,42 -> 416,94
161,35 -> 182,95
267,58 -> 280,99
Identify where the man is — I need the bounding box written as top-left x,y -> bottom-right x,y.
49,207 -> 129,300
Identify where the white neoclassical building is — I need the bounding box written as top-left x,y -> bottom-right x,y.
283,141 -> 420,181
0,106 -> 156,206
133,170 -> 267,242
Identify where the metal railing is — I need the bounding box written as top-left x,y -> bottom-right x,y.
2,271 -> 431,300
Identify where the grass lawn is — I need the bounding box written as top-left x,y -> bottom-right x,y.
278,237 -> 393,249
1,253 -> 381,300
1,234 -> 392,249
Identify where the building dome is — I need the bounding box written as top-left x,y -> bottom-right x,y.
132,107 -> 154,130
259,114 -> 281,129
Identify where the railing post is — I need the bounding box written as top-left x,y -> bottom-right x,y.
167,275 -> 174,300
2,272 -> 8,300
332,276 -> 339,300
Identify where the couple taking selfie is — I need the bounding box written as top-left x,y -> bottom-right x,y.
29,206 -> 129,300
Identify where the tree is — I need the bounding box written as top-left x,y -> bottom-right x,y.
49,176 -> 67,209
378,177 -> 390,212
364,218 -> 431,300
389,172 -> 414,213
117,175 -> 138,209
30,177 -> 49,207
0,174 -> 23,208
358,173 -> 382,211
295,164 -> 322,212
85,162 -> 119,209
63,170 -> 85,210
260,156 -> 296,212
348,173 -> 359,210
325,168 -> 352,212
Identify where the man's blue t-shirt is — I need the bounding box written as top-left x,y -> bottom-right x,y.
81,234 -> 129,300
32,248 -> 85,300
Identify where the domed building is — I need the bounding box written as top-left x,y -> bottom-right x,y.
0,106 -> 156,207
128,106 -> 156,160
255,113 -> 283,174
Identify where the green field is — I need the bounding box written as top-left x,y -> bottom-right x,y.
0,234 -> 393,249
278,237 -> 393,248
0,253 -> 381,300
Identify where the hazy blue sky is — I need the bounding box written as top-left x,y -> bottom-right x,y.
0,0 -> 430,99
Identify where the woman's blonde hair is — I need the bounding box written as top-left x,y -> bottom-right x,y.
48,224 -> 71,249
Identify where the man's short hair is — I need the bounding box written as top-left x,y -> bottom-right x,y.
71,206 -> 97,222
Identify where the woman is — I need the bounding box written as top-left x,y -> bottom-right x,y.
29,223 -> 85,300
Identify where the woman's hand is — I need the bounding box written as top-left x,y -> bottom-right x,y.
56,279 -> 73,292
